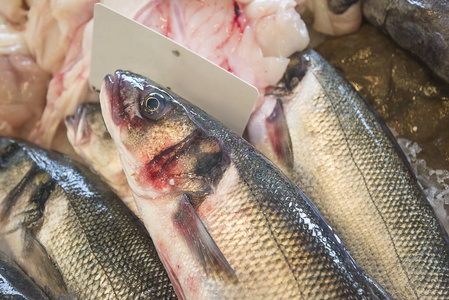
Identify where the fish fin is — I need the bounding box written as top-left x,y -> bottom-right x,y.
173,194 -> 237,283
265,99 -> 294,170
22,230 -> 69,298
157,252 -> 186,300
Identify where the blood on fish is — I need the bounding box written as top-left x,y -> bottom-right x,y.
157,242 -> 167,255
134,1 -> 171,36
158,248 -> 186,299
139,162 -> 171,190
185,274 -> 198,294
137,146 -> 186,190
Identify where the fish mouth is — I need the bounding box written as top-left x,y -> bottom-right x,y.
66,104 -> 87,128
104,71 -> 120,108
102,70 -> 128,126
65,104 -> 91,146
104,72 -> 117,96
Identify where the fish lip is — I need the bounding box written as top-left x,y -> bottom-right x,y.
103,70 -> 126,126
105,70 -> 124,96
65,104 -> 86,129
104,73 -> 115,94
65,104 -> 91,146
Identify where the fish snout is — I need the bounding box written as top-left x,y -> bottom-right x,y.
65,104 -> 92,146
101,70 -> 127,126
104,73 -> 115,94
66,103 -> 88,128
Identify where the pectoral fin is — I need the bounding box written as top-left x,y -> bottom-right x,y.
22,230 -> 69,299
266,99 -> 294,170
173,194 -> 237,283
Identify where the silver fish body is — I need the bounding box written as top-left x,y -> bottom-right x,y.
0,137 -> 177,299
100,70 -> 391,299
247,48 -> 449,299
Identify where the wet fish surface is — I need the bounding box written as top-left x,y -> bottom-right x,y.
247,48 -> 449,299
362,0 -> 449,84
314,23 -> 449,234
100,70 -> 391,299
0,250 -> 49,300
0,137 -> 177,299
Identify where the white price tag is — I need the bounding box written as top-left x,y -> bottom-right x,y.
90,4 -> 258,135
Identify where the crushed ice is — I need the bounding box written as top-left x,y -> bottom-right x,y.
394,132 -> 449,234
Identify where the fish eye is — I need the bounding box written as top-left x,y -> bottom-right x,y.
144,94 -> 164,114
140,92 -> 169,120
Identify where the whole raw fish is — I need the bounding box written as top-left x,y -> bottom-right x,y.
246,48 -> 449,299
100,70 -> 391,299
0,137 -> 177,299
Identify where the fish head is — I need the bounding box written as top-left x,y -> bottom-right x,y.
65,103 -> 122,172
100,70 -> 227,199
66,103 -> 132,202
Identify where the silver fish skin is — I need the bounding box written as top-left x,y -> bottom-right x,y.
246,48 -> 449,299
313,23 -> 449,234
0,137 -> 177,299
65,102 -> 136,215
0,250 -> 49,300
362,0 -> 449,84
100,70 -> 391,300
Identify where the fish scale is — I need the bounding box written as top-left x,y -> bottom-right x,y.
38,186 -> 115,299
200,166 -> 301,299
200,127 -> 378,299
253,49 -> 449,299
